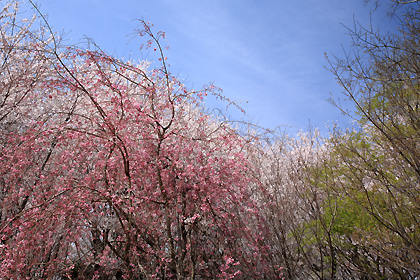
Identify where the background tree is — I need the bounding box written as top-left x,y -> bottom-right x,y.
249,1 -> 420,279
324,0 -> 420,278
248,129 -> 344,279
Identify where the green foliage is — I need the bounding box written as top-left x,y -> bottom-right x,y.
323,195 -> 376,237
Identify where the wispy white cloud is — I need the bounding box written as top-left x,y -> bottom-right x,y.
22,0 -> 386,134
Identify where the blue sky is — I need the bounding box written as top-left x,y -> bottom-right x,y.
20,0 -> 394,135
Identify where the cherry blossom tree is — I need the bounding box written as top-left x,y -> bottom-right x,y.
248,129 -> 346,280
0,1 -> 280,279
